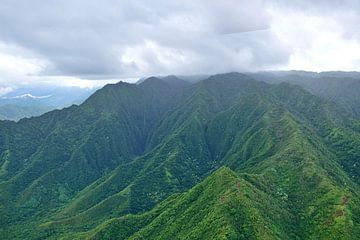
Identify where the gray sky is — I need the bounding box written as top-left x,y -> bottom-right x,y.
1,0 -> 360,93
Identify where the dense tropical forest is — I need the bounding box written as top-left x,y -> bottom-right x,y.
0,72 -> 360,239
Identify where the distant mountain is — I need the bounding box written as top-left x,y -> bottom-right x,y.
0,86 -> 97,120
1,93 -> 52,100
0,104 -> 52,121
0,73 -> 359,239
136,74 -> 209,85
249,71 -> 360,118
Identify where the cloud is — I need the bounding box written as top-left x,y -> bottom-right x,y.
0,86 -> 13,96
0,0 -> 286,81
268,0 -> 360,71
270,0 -> 360,39
0,0 -> 360,88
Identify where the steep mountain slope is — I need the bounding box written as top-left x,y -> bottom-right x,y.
83,167 -> 293,240
82,162 -> 359,240
59,77 -> 360,240
37,75 -> 256,231
0,73 -> 359,239
0,77 -> 191,236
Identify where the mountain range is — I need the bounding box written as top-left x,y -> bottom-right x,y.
0,72 -> 359,239
249,71 -> 360,118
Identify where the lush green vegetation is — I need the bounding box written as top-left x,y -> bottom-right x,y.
0,73 -> 359,239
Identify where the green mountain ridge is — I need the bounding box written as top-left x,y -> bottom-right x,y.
80,167 -> 293,240
0,73 -> 359,239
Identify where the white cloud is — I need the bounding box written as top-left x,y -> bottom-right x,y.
0,86 -> 13,96
269,4 -> 360,71
0,42 -> 46,85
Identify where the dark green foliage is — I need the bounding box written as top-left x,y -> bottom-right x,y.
0,73 -> 360,239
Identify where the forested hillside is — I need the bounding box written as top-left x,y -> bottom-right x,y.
0,73 -> 359,239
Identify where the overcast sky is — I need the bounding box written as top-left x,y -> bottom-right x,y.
1,0 -> 360,94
